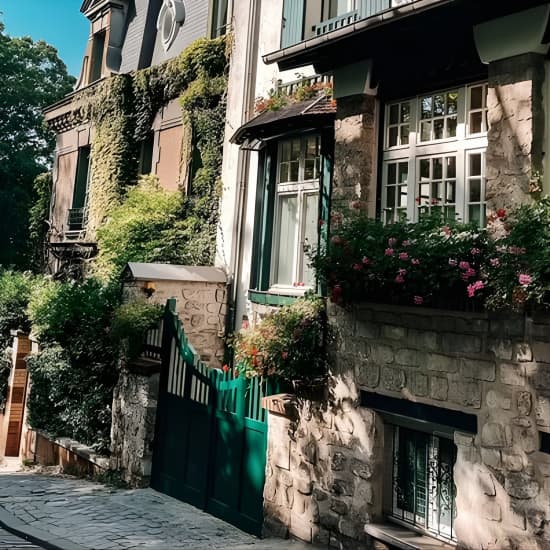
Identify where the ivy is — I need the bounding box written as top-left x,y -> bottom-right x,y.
28,172 -> 53,271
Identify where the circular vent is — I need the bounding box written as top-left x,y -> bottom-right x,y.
157,0 -> 186,51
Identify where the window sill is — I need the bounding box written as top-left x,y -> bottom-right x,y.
248,289 -> 303,306
365,522 -> 455,550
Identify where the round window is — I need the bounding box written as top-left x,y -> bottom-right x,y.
157,0 -> 185,51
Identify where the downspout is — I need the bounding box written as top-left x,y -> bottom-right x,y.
227,0 -> 261,333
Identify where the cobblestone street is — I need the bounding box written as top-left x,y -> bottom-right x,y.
0,471 -> 315,550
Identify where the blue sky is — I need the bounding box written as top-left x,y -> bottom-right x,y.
0,0 -> 90,77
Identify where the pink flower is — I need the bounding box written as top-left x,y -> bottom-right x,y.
281,351 -> 288,360
518,273 -> 532,286
448,259 -> 458,267
442,226 -> 451,236
509,246 -> 527,256
395,275 -> 405,284
331,235 -> 344,245
461,268 -> 477,281
467,280 -> 485,298
399,252 -> 409,261
362,256 -> 371,265
490,258 -> 500,267
470,248 -> 481,255
411,258 -> 420,266
385,248 -> 394,257
459,261 -> 471,270
350,200 -> 362,209
402,240 -> 411,247
413,296 -> 424,305
388,237 -> 397,247
352,263 -> 363,271
398,268 -> 407,276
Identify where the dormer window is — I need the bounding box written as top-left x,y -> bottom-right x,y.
89,30 -> 106,83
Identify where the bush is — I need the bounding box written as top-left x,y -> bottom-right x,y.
111,301 -> 162,360
231,295 -> 329,381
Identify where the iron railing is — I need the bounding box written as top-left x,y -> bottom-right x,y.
67,207 -> 86,231
276,73 -> 333,97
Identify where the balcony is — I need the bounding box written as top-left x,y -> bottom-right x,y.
67,207 -> 86,232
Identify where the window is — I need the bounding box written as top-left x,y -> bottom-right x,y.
272,136 -> 320,289
329,0 -> 356,18
138,133 -> 154,175
383,83 -> 488,226
68,146 -> 91,231
210,0 -> 228,38
392,426 -> 457,542
89,31 -> 106,83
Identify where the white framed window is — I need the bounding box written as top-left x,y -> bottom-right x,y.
271,135 -> 320,290
383,83 -> 488,226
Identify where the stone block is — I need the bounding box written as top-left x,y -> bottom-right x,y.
530,323 -> 550,342
502,452 -> 524,472
456,317 -> 489,334
480,472 -> 496,496
515,343 -> 533,362
517,392 -> 533,416
481,422 -> 510,448
369,344 -> 394,364
338,518 -> 363,540
454,432 -> 475,447
489,339 -> 514,361
481,448 -> 502,469
441,333 -> 481,353
320,511 -> 340,530
449,379 -> 482,408
356,322 -> 380,339
330,498 -> 349,516
350,459 -> 372,480
429,376 -> 448,401
500,363 -> 526,386
381,325 -> 407,341
411,373 -> 428,397
381,367 -> 406,392
331,478 -> 354,497
512,426 -> 538,454
426,353 -> 457,373
400,314 -> 433,331
407,330 -> 438,351
460,358 -> 496,381
505,472 -> 540,499
355,361 -> 380,389
395,348 -> 418,366
432,316 -> 456,332
536,397 -> 550,427
486,389 -> 512,410
533,341 -> 550,363
290,514 -> 313,542
484,500 -> 502,522
332,452 -> 347,472
533,363 -> 550,393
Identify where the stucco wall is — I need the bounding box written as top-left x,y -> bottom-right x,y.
264,302 -> 550,550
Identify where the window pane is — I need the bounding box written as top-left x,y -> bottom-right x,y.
446,116 -> 457,138
301,193 -> 319,286
420,159 -> 430,180
400,125 -> 410,145
398,163 -> 408,184
388,163 -> 397,184
433,94 -> 445,116
469,153 -> 482,177
469,204 -> 481,225
386,185 -> 396,208
289,161 -> 299,182
446,156 -> 456,179
445,181 -> 456,203
398,185 -> 408,208
470,112 -> 482,134
400,103 -> 410,123
433,158 -> 443,180
421,96 -> 432,119
421,121 -> 431,142
390,104 -> 399,124
446,92 -> 458,115
469,179 -> 481,202
434,119 -> 444,140
470,86 -> 483,110
389,126 -> 398,147
274,195 -> 298,285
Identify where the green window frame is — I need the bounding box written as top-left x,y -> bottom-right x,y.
250,132 -> 332,296
209,0 -> 228,38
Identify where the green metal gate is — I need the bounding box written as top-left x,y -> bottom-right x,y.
150,300 -> 270,535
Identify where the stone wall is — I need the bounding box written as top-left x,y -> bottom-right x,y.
263,302 -> 550,550
110,358 -> 160,487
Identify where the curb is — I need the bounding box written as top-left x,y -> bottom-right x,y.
0,507 -> 87,550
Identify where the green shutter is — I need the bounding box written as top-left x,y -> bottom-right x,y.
318,133 -> 333,296
281,0 -> 305,48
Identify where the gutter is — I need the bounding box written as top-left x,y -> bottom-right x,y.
262,0 -> 457,66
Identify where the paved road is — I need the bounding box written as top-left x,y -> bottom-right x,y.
0,526 -> 44,549
0,472 -> 317,550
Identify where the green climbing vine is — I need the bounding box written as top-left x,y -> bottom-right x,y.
72,36 -> 228,269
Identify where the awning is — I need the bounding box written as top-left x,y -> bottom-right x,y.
230,95 -> 335,146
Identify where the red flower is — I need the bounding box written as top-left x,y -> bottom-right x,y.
331,284 -> 343,303
222,364 -> 230,373
352,263 -> 363,271
496,208 -> 507,219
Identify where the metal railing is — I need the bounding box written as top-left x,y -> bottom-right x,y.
276,74 -> 333,97
314,10 -> 359,36
67,207 -> 86,231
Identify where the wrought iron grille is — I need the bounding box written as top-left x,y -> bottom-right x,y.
392,426 -> 457,542
67,207 -> 86,231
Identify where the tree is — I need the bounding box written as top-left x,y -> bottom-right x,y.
0,22 -> 75,268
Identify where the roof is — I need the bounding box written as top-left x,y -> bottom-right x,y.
124,263 -> 227,283
230,95 -> 336,145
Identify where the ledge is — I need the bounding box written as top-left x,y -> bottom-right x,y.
365,522 -> 455,550
248,290 -> 299,307
262,393 -> 298,420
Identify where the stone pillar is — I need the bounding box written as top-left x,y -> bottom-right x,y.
110,357 -> 161,487
332,94 -> 378,216
486,53 -> 545,214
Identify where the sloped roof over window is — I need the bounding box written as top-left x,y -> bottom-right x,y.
124,262 -> 227,283
230,95 -> 336,146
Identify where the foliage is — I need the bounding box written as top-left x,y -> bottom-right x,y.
111,301 -> 162,360
231,295 -> 329,381
95,176 -> 184,277
0,271 -> 38,348
254,80 -> 333,114
0,349 -> 10,412
484,200 -> 550,310
314,200 -> 550,312
28,172 -> 53,271
26,346 -> 114,451
0,22 -> 75,267
313,209 -> 493,310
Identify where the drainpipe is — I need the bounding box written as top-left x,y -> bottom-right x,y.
227,0 -> 261,334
